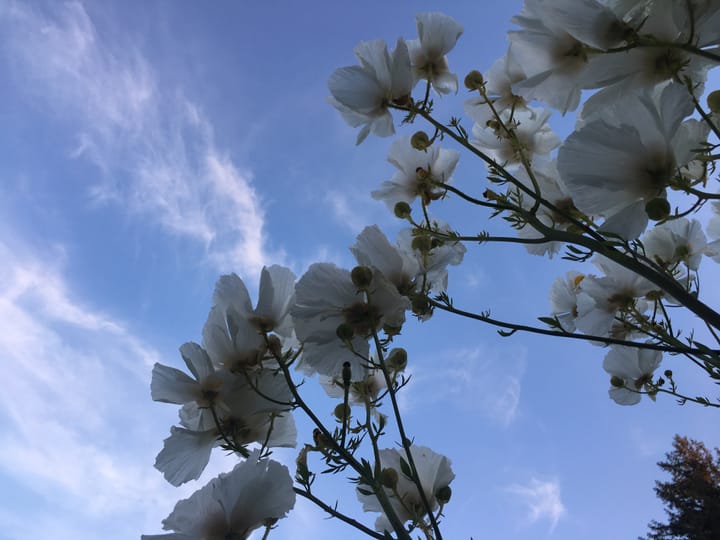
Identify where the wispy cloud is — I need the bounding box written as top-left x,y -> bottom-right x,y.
507,477 -> 566,532
0,236 -> 188,539
402,344 -> 525,427
0,1 -> 278,279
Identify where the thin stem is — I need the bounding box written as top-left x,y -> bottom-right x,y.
371,331 -> 444,540
427,297 -> 720,356
294,488 -> 385,540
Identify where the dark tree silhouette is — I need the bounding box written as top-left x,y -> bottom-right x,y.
641,435 -> 720,540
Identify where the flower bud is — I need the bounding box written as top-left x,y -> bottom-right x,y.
386,348 -> 408,372
707,90 -> 720,113
464,70 -> 484,91
645,197 -> 671,221
381,467 -> 399,489
394,201 -> 412,219
435,485 -> 452,504
411,295 -> 431,317
351,265 -> 373,289
334,403 -> 351,422
610,375 -> 625,388
336,323 -> 354,342
664,369 -> 673,378
411,131 -> 431,151
411,235 -> 433,253
266,334 -> 282,358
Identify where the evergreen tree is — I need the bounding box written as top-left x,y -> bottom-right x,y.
642,435 -> 720,540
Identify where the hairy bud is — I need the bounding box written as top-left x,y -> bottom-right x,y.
435,485 -> 452,504
351,266 -> 373,289
645,198 -> 670,221
394,201 -> 412,219
386,348 -> 408,371
381,467 -> 399,489
411,131 -> 431,151
707,90 -> 720,113
464,70 -> 484,91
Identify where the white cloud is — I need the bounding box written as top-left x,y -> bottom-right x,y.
0,1 -> 278,279
507,477 -> 566,532
0,237 -> 191,539
402,344 -> 525,427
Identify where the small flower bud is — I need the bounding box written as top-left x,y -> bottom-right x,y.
266,334 -> 282,358
610,375 -> 625,388
464,70 -> 484,91
386,348 -> 408,371
394,201 -> 412,219
664,369 -> 673,378
645,197 -> 671,221
336,323 -> 354,342
411,295 -> 431,317
351,265 -> 373,289
707,90 -> 720,114
334,403 -> 351,422
435,485 -> 452,504
381,467 -> 399,489
411,235 -> 433,253
411,131 -> 431,151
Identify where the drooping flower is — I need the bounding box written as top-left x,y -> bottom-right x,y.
143,453 -> 295,540
371,136 -> 460,210
603,345 -> 662,405
407,12 -> 464,94
357,445 -> 455,532
549,270 -> 585,332
328,39 -> 412,144
292,263 -> 409,380
642,218 -> 708,272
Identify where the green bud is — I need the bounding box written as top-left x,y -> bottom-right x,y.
645,198 -> 671,221
664,369 -> 673,378
351,265 -> 373,289
411,235 -> 433,253
381,467 -> 399,489
386,348 -> 408,371
610,375 -> 625,388
334,403 -> 351,422
336,323 -> 354,342
394,201 -> 412,219
707,90 -> 720,114
435,485 -> 452,504
410,131 -> 431,151
464,70 -> 484,91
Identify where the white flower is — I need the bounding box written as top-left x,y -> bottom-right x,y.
603,346 -> 662,405
328,39 -> 412,144
357,445 -> 455,532
407,12 -> 463,94
143,453 -> 295,540
558,83 -> 701,239
574,256 -> 656,337
292,263 -> 409,379
508,0 -> 624,112
371,137 -> 460,210
351,225 -> 420,295
154,370 -> 296,486
468,105 -> 560,169
151,342 -> 232,419
642,218 -> 708,272
549,271 -> 585,331
397,221 -> 466,294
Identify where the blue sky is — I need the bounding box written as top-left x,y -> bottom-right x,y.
1,1 -> 719,539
